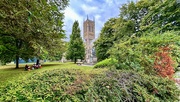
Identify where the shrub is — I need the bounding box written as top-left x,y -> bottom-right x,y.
94,58 -> 118,68
109,31 -> 180,73
154,46 -> 175,79
0,69 -> 179,102
86,70 -> 180,102
0,69 -> 91,101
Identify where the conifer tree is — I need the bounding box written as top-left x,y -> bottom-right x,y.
66,21 -> 85,63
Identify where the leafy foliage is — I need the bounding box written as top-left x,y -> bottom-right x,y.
86,70 -> 180,102
94,18 -> 117,62
109,31 -> 180,73
0,69 -> 90,101
119,0 -> 180,34
94,58 -> 118,68
154,46 -> 175,79
66,21 -> 85,63
0,69 -> 179,102
0,0 -> 69,67
93,0 -> 180,78
141,0 -> 180,32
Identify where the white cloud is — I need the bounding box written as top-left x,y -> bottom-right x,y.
106,0 -> 113,4
81,4 -> 98,14
95,15 -> 101,20
64,7 -> 82,23
86,0 -> 92,2
63,7 -> 83,40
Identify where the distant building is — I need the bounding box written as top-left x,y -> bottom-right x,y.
83,16 -> 96,64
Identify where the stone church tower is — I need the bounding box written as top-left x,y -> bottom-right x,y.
83,16 -> 95,63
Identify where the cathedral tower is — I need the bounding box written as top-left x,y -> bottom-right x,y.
83,16 -> 95,63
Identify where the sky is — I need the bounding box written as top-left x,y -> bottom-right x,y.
63,0 -> 135,41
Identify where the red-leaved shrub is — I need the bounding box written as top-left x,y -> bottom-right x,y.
154,46 -> 175,79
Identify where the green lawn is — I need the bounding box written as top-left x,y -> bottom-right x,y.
0,62 -> 106,87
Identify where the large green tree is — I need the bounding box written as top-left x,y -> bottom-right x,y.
109,0 -> 180,73
94,18 -> 117,62
119,0 -> 180,34
141,0 -> 180,32
0,0 -> 69,68
94,0 -> 180,73
66,21 -> 85,63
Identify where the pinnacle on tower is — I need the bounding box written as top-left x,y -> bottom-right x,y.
87,15 -> 89,20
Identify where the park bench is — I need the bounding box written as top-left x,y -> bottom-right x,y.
76,62 -> 83,65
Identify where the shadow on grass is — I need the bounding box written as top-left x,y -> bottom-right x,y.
0,63 -> 62,71
0,66 -> 24,71
42,63 -> 62,67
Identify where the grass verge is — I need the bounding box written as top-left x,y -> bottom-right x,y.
0,62 -> 106,87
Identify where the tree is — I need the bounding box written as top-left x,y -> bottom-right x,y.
46,41 -> 68,61
119,0 -> 180,34
108,0 -> 180,75
94,1 -> 144,62
119,0 -> 148,34
94,18 -> 117,62
114,17 -> 135,41
0,0 -> 69,68
141,0 -> 180,33
109,31 -> 180,74
66,21 -> 85,63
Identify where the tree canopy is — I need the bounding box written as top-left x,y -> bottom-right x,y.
0,0 -> 69,68
94,18 -> 117,61
94,0 -> 180,74
66,21 -> 85,63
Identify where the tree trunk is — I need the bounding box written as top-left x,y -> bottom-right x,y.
36,59 -> 39,65
15,55 -> 19,68
74,58 -> 77,64
15,39 -> 22,68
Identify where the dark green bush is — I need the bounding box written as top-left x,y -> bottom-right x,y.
94,58 -> 118,68
0,69 -> 179,102
109,31 -> 180,73
86,70 -> 180,102
0,69 -> 90,101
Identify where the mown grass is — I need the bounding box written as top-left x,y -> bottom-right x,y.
0,62 -> 106,87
